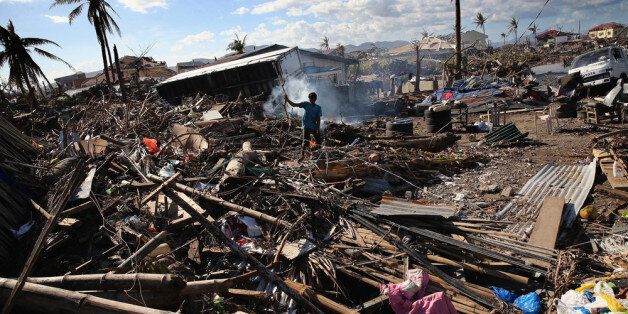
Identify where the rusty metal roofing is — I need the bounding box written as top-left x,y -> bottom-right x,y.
373,196 -> 456,218
496,159 -> 597,234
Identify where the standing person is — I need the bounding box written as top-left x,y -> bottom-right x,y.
284,92 -> 322,159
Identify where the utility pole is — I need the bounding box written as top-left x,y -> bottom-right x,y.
454,0 -> 462,79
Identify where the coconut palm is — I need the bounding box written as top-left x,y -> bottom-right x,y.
52,0 -> 121,89
501,32 -> 506,45
333,43 -> 345,57
529,23 -> 538,45
509,17 -> 519,44
227,34 -> 247,54
320,36 -> 330,51
474,12 -> 488,36
0,20 -> 72,100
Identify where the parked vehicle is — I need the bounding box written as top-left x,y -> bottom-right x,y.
568,46 -> 628,87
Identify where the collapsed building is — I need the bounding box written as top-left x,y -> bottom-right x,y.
155,46 -> 359,101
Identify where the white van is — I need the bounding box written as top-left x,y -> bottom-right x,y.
568,46 -> 628,87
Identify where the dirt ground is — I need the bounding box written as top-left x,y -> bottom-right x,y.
411,111 -> 621,222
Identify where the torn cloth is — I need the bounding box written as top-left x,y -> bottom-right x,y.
382,268 -> 457,314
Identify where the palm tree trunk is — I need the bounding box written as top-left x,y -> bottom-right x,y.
454,0 -> 462,80
103,31 -> 116,83
514,30 -> 518,44
94,19 -> 112,90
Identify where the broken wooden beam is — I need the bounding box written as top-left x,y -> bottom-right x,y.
113,231 -> 168,274
596,185 -> 628,201
285,280 -> 358,314
148,173 -> 291,228
141,172 -> 182,206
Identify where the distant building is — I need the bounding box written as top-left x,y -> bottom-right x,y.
535,29 -> 580,46
299,49 -> 358,83
588,22 -> 625,39
79,56 -> 175,88
54,72 -> 86,90
460,30 -> 489,50
176,59 -> 212,73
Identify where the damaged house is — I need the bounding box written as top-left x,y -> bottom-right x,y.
155,46 -> 358,102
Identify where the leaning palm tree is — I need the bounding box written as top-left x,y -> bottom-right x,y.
509,17 -> 519,44
227,34 -> 247,54
52,0 -> 121,89
0,20 -> 72,101
474,12 -> 488,36
320,36 -> 330,51
501,33 -> 507,45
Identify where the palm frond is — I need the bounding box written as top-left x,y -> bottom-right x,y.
22,37 -> 61,48
33,48 -> 73,69
50,0 -> 82,9
68,4 -> 85,23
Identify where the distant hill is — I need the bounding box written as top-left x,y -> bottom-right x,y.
344,41 -> 410,53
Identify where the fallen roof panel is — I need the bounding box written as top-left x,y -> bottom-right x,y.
496,159 -> 596,235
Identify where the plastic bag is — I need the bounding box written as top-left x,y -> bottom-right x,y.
143,137 -> 159,154
490,286 -> 518,303
514,292 -> 541,314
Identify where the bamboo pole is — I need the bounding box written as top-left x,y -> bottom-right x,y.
26,273 -> 185,291
0,278 -> 173,314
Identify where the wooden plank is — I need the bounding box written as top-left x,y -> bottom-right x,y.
527,196 -> 565,268
600,159 -> 628,191
528,196 -> 565,249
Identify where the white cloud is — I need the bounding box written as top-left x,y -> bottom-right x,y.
219,26 -> 244,37
232,7 -> 250,15
233,0 -> 625,48
44,15 -> 69,24
0,0 -> 32,3
117,0 -> 167,13
172,31 -> 215,51
272,18 -> 287,25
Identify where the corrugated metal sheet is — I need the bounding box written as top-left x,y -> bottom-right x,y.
484,123 -> 528,145
157,47 -> 295,86
373,196 -> 456,218
496,159 -> 597,234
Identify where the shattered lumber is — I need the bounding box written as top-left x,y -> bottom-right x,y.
349,210 -> 495,309
2,162 -> 86,314
113,231 -> 168,274
148,173 -> 291,228
0,278 -> 173,314
163,188 -> 324,314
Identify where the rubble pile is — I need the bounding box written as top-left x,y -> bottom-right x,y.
1,42 -> 628,314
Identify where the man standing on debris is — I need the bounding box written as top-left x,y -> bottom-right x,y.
285,92 -> 322,158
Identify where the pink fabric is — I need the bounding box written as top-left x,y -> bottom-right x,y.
410,292 -> 457,314
383,268 -> 457,314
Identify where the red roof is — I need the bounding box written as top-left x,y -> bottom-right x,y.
535,29 -> 575,40
589,22 -> 624,32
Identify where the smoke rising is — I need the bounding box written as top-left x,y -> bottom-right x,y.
263,76 -> 370,123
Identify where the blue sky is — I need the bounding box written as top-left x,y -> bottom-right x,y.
1,0 -> 626,81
